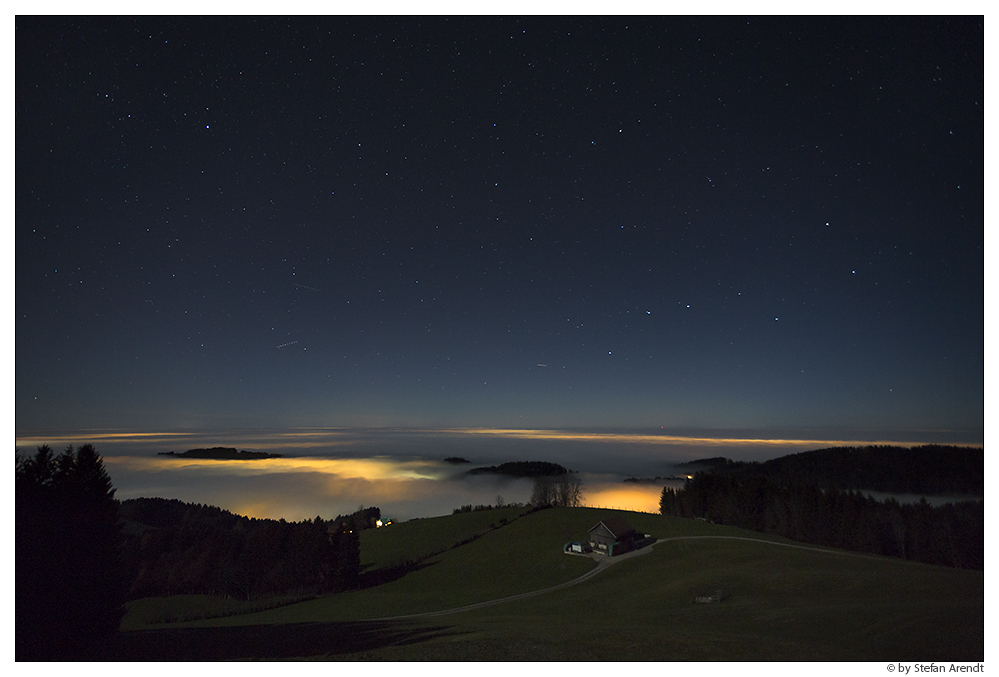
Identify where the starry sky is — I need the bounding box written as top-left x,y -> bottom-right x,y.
16,16 -> 984,441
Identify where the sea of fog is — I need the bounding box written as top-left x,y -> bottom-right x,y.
13,427 -> 980,522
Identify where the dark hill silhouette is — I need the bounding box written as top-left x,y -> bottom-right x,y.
158,446 -> 283,459
712,445 -> 982,495
676,456 -> 731,469
467,461 -> 568,477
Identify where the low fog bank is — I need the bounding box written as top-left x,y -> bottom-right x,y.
103,455 -> 541,522
102,455 -> 675,522
19,427 -> 980,522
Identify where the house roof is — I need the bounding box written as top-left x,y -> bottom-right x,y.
588,516 -> 636,539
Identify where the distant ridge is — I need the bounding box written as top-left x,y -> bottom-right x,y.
713,445 -> 983,495
676,457 -> 731,469
157,447 -> 282,460
673,446 -> 983,495
467,461 -> 568,477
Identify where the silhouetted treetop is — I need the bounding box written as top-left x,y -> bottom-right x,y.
16,444 -> 126,660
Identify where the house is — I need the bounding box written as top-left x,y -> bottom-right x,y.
588,516 -> 639,555
695,590 -> 724,604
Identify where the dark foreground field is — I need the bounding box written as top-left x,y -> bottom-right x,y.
118,619 -> 462,660
120,507 -> 984,661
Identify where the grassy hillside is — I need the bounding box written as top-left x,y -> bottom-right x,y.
359,506 -> 529,570
121,507 -> 983,660
384,534 -> 982,661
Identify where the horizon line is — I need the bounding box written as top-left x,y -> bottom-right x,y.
14,425 -> 984,451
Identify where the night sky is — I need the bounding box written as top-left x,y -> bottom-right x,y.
16,16 -> 984,440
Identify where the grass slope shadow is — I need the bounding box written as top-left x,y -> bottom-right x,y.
117,619 -> 467,660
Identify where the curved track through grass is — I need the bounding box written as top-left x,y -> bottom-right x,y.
370,534 -> 891,620
119,509 -> 984,660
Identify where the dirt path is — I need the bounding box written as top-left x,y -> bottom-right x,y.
370,534 -> 874,621
372,540 -> 658,620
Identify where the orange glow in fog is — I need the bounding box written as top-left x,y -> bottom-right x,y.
102,455 -> 447,481
583,482 -> 667,513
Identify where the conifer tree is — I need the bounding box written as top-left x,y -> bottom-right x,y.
16,445 -> 126,660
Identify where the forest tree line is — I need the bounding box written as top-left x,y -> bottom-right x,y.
697,445 -> 983,495
16,444 -> 376,659
659,446 -> 983,570
119,497 -> 370,600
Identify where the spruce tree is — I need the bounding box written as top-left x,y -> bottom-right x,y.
16,445 -> 126,660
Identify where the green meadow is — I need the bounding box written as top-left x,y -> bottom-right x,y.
121,506 -> 984,660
